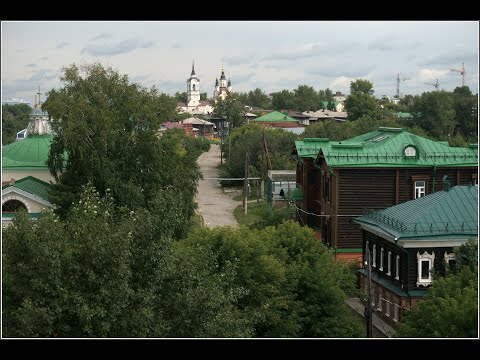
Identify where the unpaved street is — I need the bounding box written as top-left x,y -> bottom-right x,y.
196,144 -> 239,228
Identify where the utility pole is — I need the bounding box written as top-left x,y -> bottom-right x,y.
365,247 -> 373,338
220,122 -> 223,165
243,151 -> 249,215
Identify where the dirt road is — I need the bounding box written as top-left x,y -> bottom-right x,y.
195,144 -> 239,228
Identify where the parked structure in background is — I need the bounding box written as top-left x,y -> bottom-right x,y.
292,127 -> 478,261
355,185 -> 478,327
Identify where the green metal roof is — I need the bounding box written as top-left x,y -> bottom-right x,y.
3,176 -> 52,201
252,111 -> 298,123
316,127 -> 478,168
293,138 -> 330,159
355,185 -> 478,241
2,135 -> 52,169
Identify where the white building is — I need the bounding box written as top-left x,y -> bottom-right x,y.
213,65 -> 232,102
177,61 -> 214,115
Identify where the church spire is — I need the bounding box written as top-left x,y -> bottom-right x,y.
191,60 -> 196,76
220,65 -> 226,80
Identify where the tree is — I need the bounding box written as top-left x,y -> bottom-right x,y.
174,91 -> 187,103
213,93 -> 245,128
271,90 -> 296,111
180,221 -> 363,337
293,85 -> 319,111
396,265 -> 478,338
452,86 -> 477,140
200,92 -> 208,101
411,91 -> 456,139
2,184 -> 251,337
1,103 -> 32,144
344,80 -> 379,121
248,88 -> 272,109
350,79 -> 374,95
42,63 -> 200,228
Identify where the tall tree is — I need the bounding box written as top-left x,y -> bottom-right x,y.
271,90 -> 296,111
293,84 -> 319,111
213,93 -> 245,128
42,63 -> 199,225
248,88 -> 272,109
452,86 -> 478,140
174,91 -> 188,103
344,79 -> 379,120
200,92 -> 208,101
411,91 -> 456,139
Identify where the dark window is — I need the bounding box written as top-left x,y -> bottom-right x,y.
421,260 -> 430,279
2,199 -> 27,213
448,259 -> 456,271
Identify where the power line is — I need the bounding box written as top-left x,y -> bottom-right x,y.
293,203 -> 361,217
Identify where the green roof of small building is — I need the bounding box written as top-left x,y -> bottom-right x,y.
252,111 -> 298,123
293,138 -> 330,159
316,127 -> 478,168
2,135 -> 52,169
3,176 -> 52,201
355,185 -> 478,241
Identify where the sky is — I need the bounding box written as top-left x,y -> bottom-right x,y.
2,21 -> 478,105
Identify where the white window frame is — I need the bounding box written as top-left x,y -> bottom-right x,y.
417,251 -> 435,287
371,285 -> 376,307
444,251 -> 456,271
395,255 -> 400,280
387,251 -> 392,276
385,292 -> 390,317
379,247 -> 384,271
404,146 -> 416,157
414,180 -> 426,199
365,241 -> 369,265
393,297 -> 399,322
372,244 -> 376,267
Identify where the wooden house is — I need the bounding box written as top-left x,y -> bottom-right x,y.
354,185 -> 478,326
292,127 -> 478,260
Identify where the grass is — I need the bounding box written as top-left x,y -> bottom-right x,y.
233,202 -> 266,226
232,193 -> 259,202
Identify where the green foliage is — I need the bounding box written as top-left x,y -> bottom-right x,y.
411,91 -> 456,139
454,238 -> 478,272
349,79 -> 374,95
2,184 -> 249,337
396,266 -> 478,338
174,91 -> 187,103
293,85 -> 319,111
200,92 -> 208,101
214,93 -> 245,128
181,221 -> 363,337
1,103 -> 32,144
271,90 -> 296,110
42,63 -> 200,227
248,204 -> 295,229
452,87 -> 478,140
236,88 -> 272,109
222,123 -> 298,181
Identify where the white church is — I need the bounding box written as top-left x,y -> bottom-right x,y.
177,62 -> 233,115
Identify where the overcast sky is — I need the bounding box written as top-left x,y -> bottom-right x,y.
2,21 -> 478,105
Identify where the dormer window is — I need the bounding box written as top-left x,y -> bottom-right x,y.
404,146 -> 417,157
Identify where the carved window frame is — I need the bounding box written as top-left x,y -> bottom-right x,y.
417,251 -> 435,287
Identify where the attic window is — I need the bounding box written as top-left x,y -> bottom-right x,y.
404,146 -> 416,157
372,135 -> 388,142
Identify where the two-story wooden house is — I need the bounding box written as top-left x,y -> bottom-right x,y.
354,185 -> 478,326
293,127 -> 478,260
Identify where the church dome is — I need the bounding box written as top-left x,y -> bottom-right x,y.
2,135 -> 53,169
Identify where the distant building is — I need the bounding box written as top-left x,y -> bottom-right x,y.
2,98 -> 32,107
251,111 -> 300,129
333,91 -> 346,104
177,61 -> 214,115
213,65 -> 232,102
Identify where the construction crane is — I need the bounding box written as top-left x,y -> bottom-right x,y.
395,73 -> 410,98
450,62 -> 465,87
425,79 -> 439,90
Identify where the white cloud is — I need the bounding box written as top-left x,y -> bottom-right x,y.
419,68 -> 450,81
329,76 -> 354,92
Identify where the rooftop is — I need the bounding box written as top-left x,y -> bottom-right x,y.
2,135 -> 53,169
316,128 -> 478,168
355,185 -> 478,241
252,111 -> 298,123
2,176 -> 52,201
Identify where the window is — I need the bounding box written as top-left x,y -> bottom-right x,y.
192,84 -> 196,91
395,255 -> 400,280
2,199 -> 27,213
387,251 -> 392,276
385,292 -> 390,317
417,251 -> 435,287
415,181 -> 426,198
412,176 -> 429,199
473,174 -> 478,186
379,248 -> 384,271
404,146 -> 417,157
372,244 -> 376,268
393,297 -> 399,322
444,251 -> 456,272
